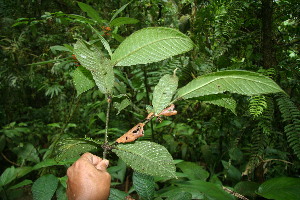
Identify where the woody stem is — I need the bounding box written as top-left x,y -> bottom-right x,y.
103,95 -> 112,159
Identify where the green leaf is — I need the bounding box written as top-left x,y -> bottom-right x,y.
152,74 -> 178,114
0,166 -> 33,187
71,66 -> 95,96
110,17 -> 139,27
9,179 -> 33,190
74,40 -> 114,94
257,177 -> 300,200
108,188 -> 128,200
89,25 -> 112,57
178,180 -> 235,200
111,27 -> 194,66
177,161 -> 209,181
200,94 -> 237,115
33,159 -> 74,170
133,171 -> 155,200
0,166 -> 16,187
32,174 -> 59,200
234,181 -> 259,199
176,70 -> 284,100
165,191 -> 192,200
67,14 -> 95,24
50,45 -> 72,54
77,2 -> 103,23
110,2 -> 131,22
112,141 -> 176,178
221,160 -> 241,182
114,99 -> 131,115
55,138 -> 101,161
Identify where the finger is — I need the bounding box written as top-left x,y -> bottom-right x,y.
91,155 -> 103,166
95,159 -> 109,171
80,152 -> 94,163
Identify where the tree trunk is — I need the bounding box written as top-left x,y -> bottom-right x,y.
261,0 -> 276,69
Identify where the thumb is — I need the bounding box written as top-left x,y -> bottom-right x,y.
96,159 -> 109,171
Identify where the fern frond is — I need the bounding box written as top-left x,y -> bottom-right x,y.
249,95 -> 267,118
245,97 -> 274,175
276,93 -> 300,159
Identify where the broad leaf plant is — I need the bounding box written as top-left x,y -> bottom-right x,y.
56,26 -> 284,180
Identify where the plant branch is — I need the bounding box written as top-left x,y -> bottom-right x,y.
103,95 -> 112,159
1,152 -> 20,167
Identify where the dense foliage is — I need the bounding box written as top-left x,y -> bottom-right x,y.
1,0 -> 299,199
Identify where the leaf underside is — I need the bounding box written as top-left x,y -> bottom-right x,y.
152,74 -> 178,114
111,27 -> 194,66
200,94 -> 237,115
176,70 -> 284,100
74,40 -> 114,94
72,66 -> 95,96
55,138 -> 101,161
112,141 -> 176,178
133,171 -> 155,200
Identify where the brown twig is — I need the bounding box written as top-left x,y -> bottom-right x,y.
1,152 -> 20,167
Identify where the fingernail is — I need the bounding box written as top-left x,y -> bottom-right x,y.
103,159 -> 109,167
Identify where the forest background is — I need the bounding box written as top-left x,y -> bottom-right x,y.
0,0 -> 299,199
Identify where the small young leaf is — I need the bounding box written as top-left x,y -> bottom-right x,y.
176,70 -> 284,100
114,99 -> 131,115
110,2 -> 131,22
111,27 -> 194,66
89,25 -> 112,57
133,171 -> 155,200
152,74 -> 178,114
112,141 -> 176,178
71,66 -> 95,96
32,174 -> 59,200
77,2 -> 103,23
110,17 -> 139,27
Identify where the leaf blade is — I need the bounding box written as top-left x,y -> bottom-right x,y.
112,141 -> 176,178
152,74 -> 178,114
111,27 -> 194,66
176,70 -> 284,99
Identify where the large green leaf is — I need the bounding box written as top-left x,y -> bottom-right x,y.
112,141 -> 176,178
55,138 -> 101,161
176,161 -> 209,181
111,27 -> 194,66
257,177 -> 300,200
133,171 -> 155,200
74,40 -> 114,94
152,74 -> 178,114
71,66 -> 95,96
176,70 -> 284,100
177,180 -> 235,200
32,174 -> 59,200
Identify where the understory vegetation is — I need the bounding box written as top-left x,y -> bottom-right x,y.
0,0 -> 299,200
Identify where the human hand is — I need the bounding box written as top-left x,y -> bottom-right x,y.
67,153 -> 111,200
